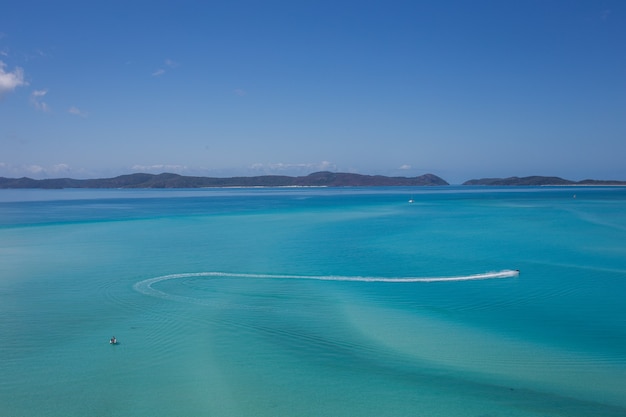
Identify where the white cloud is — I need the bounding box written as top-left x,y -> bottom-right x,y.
248,161 -> 338,175
399,164 -> 412,170
0,34 -> 7,57
318,161 -> 336,171
30,88 -> 50,111
0,162 -> 77,178
152,59 -> 179,77
131,164 -> 188,173
0,61 -> 27,97
26,165 -> 45,174
164,59 -> 179,68
68,106 -> 87,117
50,163 -> 71,174
0,162 -> 14,177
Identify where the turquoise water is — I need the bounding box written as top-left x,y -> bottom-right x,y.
1,186 -> 625,416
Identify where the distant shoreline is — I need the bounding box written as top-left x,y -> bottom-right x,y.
0,171 -> 448,189
462,176 -> 626,186
1,172 -> 625,189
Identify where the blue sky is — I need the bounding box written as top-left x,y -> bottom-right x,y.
1,0 -> 624,183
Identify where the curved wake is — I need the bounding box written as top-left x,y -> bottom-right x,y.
134,270 -> 519,299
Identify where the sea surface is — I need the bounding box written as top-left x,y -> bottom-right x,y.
1,186 -> 625,416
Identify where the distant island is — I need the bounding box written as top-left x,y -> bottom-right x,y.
2,173 -> 625,189
463,176 -> 626,186
0,171 -> 449,189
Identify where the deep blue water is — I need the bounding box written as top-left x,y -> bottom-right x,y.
1,186 -> 625,416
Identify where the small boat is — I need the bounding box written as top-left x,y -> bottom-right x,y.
110,337 -> 117,345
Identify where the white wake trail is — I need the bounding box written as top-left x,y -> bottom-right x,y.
134,270 -> 519,299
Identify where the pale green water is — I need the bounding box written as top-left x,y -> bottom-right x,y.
1,187 -> 625,416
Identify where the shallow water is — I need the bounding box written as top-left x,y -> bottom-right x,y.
1,186 -> 625,416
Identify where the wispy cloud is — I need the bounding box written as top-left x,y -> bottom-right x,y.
234,88 -> 247,96
249,161 -> 337,175
164,59 -> 179,68
26,165 -> 45,175
0,162 -> 75,178
399,164 -> 412,170
131,164 -> 188,173
152,58 -> 179,77
30,89 -> 50,111
68,106 -> 87,117
50,163 -> 71,175
0,61 -> 27,98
